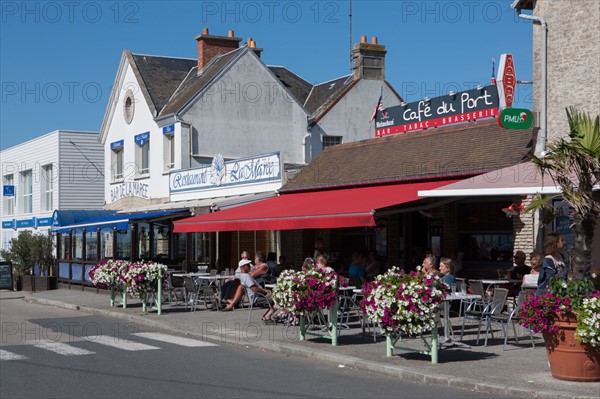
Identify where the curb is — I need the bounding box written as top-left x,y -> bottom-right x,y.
23,295 -> 598,399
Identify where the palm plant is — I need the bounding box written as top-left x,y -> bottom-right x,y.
528,107 -> 600,279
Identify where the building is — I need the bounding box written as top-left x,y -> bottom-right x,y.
1,130 -> 104,252
52,29 -> 404,278
512,0 -> 600,146
174,118 -> 534,274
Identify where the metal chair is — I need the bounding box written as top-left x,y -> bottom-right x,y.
243,285 -> 274,324
460,287 -> 509,344
484,290 -> 536,350
183,276 -> 199,312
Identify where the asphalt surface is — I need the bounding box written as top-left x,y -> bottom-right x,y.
2,295 -> 501,399
5,288 -> 600,399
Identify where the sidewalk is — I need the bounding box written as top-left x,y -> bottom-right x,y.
12,288 -> 600,399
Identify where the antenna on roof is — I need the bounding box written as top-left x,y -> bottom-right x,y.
349,0 -> 353,72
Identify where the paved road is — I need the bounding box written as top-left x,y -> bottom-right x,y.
1,295 -> 512,398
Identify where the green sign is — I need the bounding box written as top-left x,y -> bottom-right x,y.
498,108 -> 533,130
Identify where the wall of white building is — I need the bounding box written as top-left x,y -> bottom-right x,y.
1,130 -> 103,251
310,80 -> 402,158
181,52 -> 309,165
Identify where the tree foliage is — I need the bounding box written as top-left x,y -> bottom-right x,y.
0,231 -> 55,276
529,108 -> 600,278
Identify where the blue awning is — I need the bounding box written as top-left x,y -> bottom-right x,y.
52,209 -> 188,233
52,210 -> 118,229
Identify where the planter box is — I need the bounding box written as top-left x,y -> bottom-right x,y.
21,276 -> 58,292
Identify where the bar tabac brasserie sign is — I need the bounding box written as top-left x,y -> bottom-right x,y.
375,85 -> 499,137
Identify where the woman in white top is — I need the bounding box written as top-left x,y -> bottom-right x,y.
522,251 -> 542,288
316,254 -> 334,274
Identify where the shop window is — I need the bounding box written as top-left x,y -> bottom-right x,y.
153,223 -> 170,259
72,231 -> 83,260
85,230 -> 98,261
116,229 -> 131,260
100,228 -> 114,260
21,170 -> 32,214
41,164 -> 53,211
3,174 -> 14,216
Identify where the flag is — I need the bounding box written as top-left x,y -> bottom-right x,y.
491,57 -> 496,85
369,89 -> 383,122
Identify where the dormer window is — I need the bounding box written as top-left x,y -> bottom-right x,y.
123,89 -> 135,124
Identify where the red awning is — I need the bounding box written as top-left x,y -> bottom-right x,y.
173,181 -> 456,233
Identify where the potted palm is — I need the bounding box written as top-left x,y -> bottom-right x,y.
524,108 -> 600,381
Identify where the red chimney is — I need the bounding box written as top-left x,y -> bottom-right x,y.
194,28 -> 242,71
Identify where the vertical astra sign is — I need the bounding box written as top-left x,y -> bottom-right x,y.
497,54 -> 516,109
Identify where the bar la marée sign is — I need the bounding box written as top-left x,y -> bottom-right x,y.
375,85 -> 499,137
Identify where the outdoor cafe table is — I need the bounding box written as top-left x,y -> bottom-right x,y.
479,279 -> 522,292
440,293 -> 481,348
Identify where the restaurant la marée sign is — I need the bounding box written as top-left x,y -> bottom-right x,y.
375,85 -> 499,137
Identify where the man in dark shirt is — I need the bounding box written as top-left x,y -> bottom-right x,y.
511,251 -> 531,279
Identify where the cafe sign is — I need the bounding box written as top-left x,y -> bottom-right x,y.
169,152 -> 281,193
375,85 -> 499,137
498,108 -> 533,130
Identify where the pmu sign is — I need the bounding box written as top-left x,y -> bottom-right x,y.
498,108 -> 533,130
497,54 -> 516,109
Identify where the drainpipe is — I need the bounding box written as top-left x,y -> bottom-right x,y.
515,8 -> 547,156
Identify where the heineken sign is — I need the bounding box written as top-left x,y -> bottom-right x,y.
375,85 -> 499,137
498,108 -> 533,130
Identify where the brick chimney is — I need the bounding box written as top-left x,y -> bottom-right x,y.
195,28 -> 242,71
352,36 -> 386,80
246,37 -> 264,58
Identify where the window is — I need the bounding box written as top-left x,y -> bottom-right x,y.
112,148 -> 124,181
41,164 -> 53,211
123,89 -> 135,124
85,230 -> 97,261
163,133 -> 175,171
21,170 -> 32,214
134,132 -> 150,177
323,135 -> 342,149
3,174 -> 14,216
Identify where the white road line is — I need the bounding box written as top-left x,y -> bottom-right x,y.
33,342 -> 95,356
84,335 -> 160,351
0,349 -> 27,361
132,332 -> 218,347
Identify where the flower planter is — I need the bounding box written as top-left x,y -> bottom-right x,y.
20,276 -> 57,292
543,314 -> 600,382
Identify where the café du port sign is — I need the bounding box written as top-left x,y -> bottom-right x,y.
375,85 -> 499,137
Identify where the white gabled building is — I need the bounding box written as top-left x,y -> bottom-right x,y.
91,28 -> 403,268
1,130 -> 104,251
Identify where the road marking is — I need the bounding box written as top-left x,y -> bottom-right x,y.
132,332 -> 218,347
33,342 -> 95,356
0,349 -> 27,361
84,335 -> 160,351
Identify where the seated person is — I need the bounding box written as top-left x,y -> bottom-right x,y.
421,254 -> 442,277
316,254 -> 334,273
511,250 -> 531,279
222,262 -> 276,322
250,251 -> 271,286
301,257 -> 314,271
522,251 -> 542,288
221,259 -> 249,300
348,252 -> 367,288
364,251 -> 382,279
439,257 -> 456,286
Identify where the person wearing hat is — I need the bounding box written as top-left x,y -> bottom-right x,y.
222,261 -> 276,323
220,258 -> 252,302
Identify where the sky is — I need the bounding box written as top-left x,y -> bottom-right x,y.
0,0 -> 533,150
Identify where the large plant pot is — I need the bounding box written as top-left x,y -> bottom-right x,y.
543,313 -> 600,382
